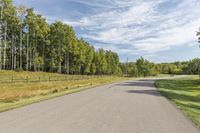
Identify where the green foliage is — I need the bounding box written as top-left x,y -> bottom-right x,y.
120,57 -> 158,77
135,57 -> 158,77
1,1 -> 199,76
34,53 -> 44,71
120,57 -> 200,77
0,1 -> 121,75
156,62 -> 183,74
155,59 -> 200,75
184,58 -> 200,74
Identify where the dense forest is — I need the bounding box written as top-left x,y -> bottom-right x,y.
0,0 -> 121,75
0,0 -> 200,76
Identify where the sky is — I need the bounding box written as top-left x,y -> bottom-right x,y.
13,0 -> 200,63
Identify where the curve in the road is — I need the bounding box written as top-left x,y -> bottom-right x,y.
0,79 -> 199,133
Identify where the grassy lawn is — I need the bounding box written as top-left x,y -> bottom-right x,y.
0,70 -> 127,112
155,76 -> 200,127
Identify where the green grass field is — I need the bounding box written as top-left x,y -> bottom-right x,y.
0,70 -> 127,112
155,76 -> 200,127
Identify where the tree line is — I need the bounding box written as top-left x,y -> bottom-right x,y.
0,0 -> 121,75
121,28 -> 200,77
120,57 -> 200,77
1,0 -> 200,76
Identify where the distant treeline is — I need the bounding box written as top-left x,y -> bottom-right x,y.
0,0 -> 200,76
120,57 -> 200,77
0,0 -> 121,75
121,27 -> 200,77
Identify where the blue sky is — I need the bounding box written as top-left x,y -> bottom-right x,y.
13,0 -> 200,62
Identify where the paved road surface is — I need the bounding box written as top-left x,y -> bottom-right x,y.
0,79 -> 199,133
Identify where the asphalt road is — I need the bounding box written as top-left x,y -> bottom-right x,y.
0,79 -> 199,133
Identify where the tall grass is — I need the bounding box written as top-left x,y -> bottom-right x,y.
0,70 -> 126,112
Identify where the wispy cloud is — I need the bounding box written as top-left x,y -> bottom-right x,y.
13,0 -> 200,62
70,0 -> 200,57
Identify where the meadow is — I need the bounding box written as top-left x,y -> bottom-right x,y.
0,70 -> 127,112
156,76 -> 200,127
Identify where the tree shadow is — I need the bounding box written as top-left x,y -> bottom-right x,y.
158,79 -> 200,91
126,89 -> 162,96
119,80 -> 200,104
159,90 -> 200,103
117,80 -> 155,88
178,102 -> 200,111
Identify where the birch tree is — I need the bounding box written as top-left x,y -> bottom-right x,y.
0,0 -> 122,75
17,5 -> 26,69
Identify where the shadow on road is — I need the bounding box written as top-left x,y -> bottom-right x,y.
116,80 -> 163,97
117,80 -> 155,88
126,90 -> 162,96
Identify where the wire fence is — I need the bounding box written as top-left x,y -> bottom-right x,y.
0,75 -> 104,83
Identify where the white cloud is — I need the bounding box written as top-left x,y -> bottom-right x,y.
67,0 -> 200,58
14,0 -> 200,61
133,19 -> 200,52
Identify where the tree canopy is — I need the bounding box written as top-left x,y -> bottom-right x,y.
0,0 -> 200,77
0,0 -> 121,75
120,58 -> 200,77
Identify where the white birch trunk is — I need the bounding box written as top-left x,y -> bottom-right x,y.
3,21 -> 6,69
